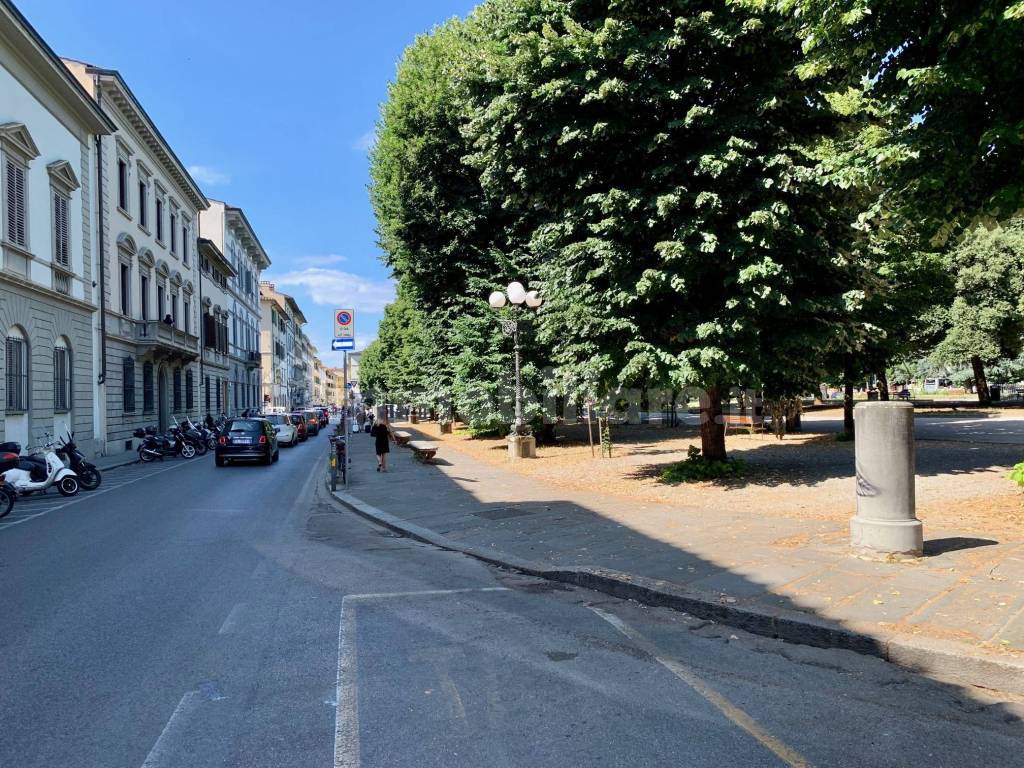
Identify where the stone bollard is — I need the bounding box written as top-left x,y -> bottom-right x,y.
850,401 -> 923,556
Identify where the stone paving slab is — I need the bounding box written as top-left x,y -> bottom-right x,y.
341,427 -> 1024,672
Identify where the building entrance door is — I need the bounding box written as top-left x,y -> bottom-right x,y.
158,367 -> 169,433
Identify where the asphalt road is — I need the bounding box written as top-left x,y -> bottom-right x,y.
1,425 -> 1020,767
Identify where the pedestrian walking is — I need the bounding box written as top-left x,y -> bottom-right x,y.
356,408 -> 366,433
370,414 -> 393,472
365,408 -> 374,434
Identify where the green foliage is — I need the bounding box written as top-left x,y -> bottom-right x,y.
1010,461 -> 1024,488
786,0 -> 1024,242
835,430 -> 854,443
660,446 -> 746,483
933,219 -> 1024,367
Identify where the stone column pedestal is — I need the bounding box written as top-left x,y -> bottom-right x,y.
850,401 -> 923,556
508,434 -> 536,460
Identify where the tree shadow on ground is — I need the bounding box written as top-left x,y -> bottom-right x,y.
336,426 -> 1024,763
924,537 -> 999,556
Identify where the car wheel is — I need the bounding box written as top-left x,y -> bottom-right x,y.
262,451 -> 273,466
215,456 -> 225,467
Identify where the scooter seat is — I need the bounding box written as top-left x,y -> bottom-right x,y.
18,457 -> 48,482
0,441 -> 21,453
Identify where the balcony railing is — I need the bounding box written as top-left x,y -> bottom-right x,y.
133,320 -> 199,361
203,346 -> 228,368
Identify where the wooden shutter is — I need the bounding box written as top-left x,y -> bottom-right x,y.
54,192 -> 70,267
5,338 -> 17,410
6,160 -> 27,247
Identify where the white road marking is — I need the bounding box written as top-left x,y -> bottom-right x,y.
139,690 -> 201,768
334,599 -> 360,768
0,459 -> 193,531
333,587 -> 510,767
345,587 -> 510,602
218,602 -> 246,635
589,606 -> 813,768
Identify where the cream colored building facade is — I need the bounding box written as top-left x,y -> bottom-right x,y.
0,1 -> 114,454
63,59 -> 207,455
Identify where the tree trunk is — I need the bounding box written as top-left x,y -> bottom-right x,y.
878,367 -> 890,401
971,355 -> 991,405
699,385 -> 726,460
669,390 -> 678,427
843,353 -> 855,435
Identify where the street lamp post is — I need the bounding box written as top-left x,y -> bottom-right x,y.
489,281 -> 542,459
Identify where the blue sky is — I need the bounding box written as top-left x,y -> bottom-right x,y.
24,0 -> 477,367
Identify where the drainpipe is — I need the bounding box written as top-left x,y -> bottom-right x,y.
94,75 -> 108,455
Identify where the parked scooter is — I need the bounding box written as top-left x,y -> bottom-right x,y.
176,418 -> 208,456
0,449 -> 20,519
134,425 -> 197,461
54,430 -> 101,490
0,439 -> 79,497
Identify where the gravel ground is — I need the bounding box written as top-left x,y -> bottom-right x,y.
409,421 -> 1024,540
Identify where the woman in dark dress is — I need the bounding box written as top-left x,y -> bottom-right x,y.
369,414 -> 392,472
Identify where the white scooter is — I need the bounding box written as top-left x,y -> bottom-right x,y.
0,438 -> 79,497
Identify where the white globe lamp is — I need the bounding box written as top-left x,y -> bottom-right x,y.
525,290 -> 542,308
488,291 -> 507,308
506,281 -> 527,305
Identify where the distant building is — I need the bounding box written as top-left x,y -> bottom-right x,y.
199,200 -> 269,416
259,282 -> 305,409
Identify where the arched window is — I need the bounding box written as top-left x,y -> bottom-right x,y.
5,326 -> 28,412
53,337 -> 71,412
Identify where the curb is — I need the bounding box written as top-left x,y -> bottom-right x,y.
330,486 -> 1024,696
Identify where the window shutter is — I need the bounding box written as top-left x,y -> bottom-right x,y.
6,161 -> 27,247
5,338 -> 15,410
54,192 -> 70,267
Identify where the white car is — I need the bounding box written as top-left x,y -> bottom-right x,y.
263,413 -> 299,446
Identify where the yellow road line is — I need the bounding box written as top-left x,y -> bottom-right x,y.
589,606 -> 813,768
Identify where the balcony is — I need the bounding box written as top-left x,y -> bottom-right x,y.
133,320 -> 199,363
245,350 -> 261,368
203,346 -> 228,369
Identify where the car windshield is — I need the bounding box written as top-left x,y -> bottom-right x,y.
264,415 -> 288,425
228,419 -> 263,434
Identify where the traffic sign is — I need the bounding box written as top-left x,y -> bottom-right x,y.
334,308 -> 355,340
332,338 -> 355,351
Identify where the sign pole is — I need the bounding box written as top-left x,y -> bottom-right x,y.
343,349 -> 349,489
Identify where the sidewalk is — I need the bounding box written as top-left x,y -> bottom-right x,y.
332,424 -> 1024,694
93,452 -> 140,471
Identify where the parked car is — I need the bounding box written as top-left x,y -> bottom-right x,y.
263,413 -> 299,447
290,412 -> 309,441
215,418 -> 279,466
303,410 -> 321,436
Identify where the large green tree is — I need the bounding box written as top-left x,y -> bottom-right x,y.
787,0 -> 1024,242
464,0 -> 866,458
933,219 -> 1024,404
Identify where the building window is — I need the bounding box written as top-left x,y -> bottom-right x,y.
120,263 -> 131,314
204,375 -> 211,412
141,274 -> 149,320
53,344 -> 71,412
157,284 -> 165,320
181,222 -> 189,265
169,209 -> 177,253
52,190 -> 70,268
123,356 -> 136,412
171,293 -> 179,327
4,158 -> 28,248
143,361 -> 154,412
185,369 -> 194,410
173,368 -> 182,411
183,298 -> 190,334
155,197 -> 164,242
215,377 -> 221,412
117,158 -> 129,212
5,336 -> 28,412
138,178 -> 148,230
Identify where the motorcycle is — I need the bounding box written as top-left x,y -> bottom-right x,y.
134,425 -> 197,462
55,430 -> 101,490
0,439 -> 79,497
0,449 -> 20,519
177,418 -> 208,456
